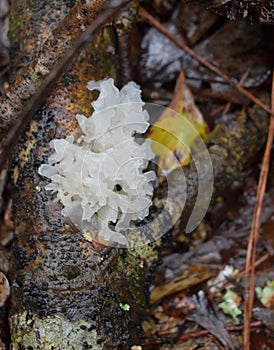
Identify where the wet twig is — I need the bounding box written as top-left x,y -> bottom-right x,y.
221,71 -> 249,117
139,7 -> 273,117
243,69 -> 274,349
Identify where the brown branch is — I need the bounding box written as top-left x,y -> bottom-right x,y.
139,7 -> 273,117
243,69 -> 274,349
0,0 -> 131,171
221,71 -> 250,117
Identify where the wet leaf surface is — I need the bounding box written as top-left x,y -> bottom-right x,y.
151,266 -> 214,304
184,20 -> 274,88
139,21 -> 186,86
146,70 -> 208,177
189,291 -> 235,350
137,6 -> 274,103
162,292 -> 196,318
253,307 -> 274,331
178,2 -> 220,46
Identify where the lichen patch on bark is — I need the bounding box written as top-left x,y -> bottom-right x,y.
10,312 -> 103,350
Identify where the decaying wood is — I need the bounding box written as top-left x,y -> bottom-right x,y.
114,1 -> 140,85
197,0 -> 274,23
3,0 -> 271,349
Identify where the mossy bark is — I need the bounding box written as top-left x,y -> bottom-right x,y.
6,0 -> 270,349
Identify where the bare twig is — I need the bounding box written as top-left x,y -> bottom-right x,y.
0,0 -> 131,171
139,7 -> 273,117
243,69 -> 274,349
221,71 -> 249,117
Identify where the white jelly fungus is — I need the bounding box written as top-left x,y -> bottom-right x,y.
39,78 -> 155,245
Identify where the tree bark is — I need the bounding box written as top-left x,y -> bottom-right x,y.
196,0 -> 274,23
0,0 -> 107,140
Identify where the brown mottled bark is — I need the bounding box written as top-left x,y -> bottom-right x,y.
0,0 -> 107,140
3,0 -> 270,349
7,0 -> 158,349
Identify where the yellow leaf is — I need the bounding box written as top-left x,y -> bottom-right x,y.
146,70 -> 208,178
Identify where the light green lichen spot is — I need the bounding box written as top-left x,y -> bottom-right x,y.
83,231 -> 93,242
256,280 -> 274,307
119,303 -> 130,311
218,290 -> 242,325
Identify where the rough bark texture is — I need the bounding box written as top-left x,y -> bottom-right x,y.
0,0 -> 107,140
5,0 -> 271,349
197,0 -> 274,23
7,0 -> 153,349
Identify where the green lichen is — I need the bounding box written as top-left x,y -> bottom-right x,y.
119,303 -> 130,311
256,280 -> 274,307
10,312 -> 103,350
218,290 -> 242,325
82,231 -> 93,242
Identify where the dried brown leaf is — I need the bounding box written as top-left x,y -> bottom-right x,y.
189,291 -> 235,350
150,265 -> 213,304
